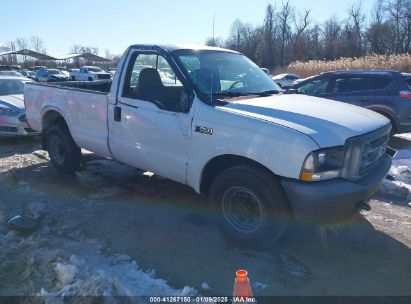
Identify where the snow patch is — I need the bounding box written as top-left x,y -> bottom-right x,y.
201,282 -> 210,290
380,141 -> 411,201
55,263 -> 77,286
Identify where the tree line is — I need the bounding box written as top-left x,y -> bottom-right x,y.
3,0 -> 411,70
206,0 -> 411,71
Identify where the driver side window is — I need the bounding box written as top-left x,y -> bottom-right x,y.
123,52 -> 189,113
297,77 -> 330,94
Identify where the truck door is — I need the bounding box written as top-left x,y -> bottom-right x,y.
108,50 -> 194,184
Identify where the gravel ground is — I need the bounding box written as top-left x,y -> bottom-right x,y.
0,135 -> 410,299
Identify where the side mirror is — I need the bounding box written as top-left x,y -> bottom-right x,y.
179,91 -> 191,113
286,88 -> 298,94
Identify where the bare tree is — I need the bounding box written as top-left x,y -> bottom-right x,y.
348,1 -> 366,56
322,17 -> 342,60
30,36 -> 46,53
263,4 -> 276,68
278,1 -> 293,67
292,9 -> 310,60
70,44 -> 99,55
367,0 -> 390,53
385,0 -> 409,52
15,37 -> 29,50
205,36 -> 224,47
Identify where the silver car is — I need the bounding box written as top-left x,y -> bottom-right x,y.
0,76 -> 37,136
271,73 -> 300,89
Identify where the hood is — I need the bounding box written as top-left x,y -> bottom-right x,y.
0,94 -> 25,110
50,74 -> 67,79
216,94 -> 390,147
89,71 -> 108,75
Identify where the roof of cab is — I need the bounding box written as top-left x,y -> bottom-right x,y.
129,44 -> 240,54
321,70 -> 402,76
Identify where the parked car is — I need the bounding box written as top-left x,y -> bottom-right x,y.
0,75 -> 36,136
35,69 -> 70,82
291,70 -> 411,135
292,75 -> 317,86
20,69 -> 37,80
271,73 -> 300,88
0,65 -> 12,71
261,68 -> 270,75
68,69 -> 80,80
30,66 -> 47,71
0,65 -> 21,71
25,44 -> 393,247
56,67 -> 70,78
0,71 -> 25,77
9,65 -> 22,71
71,66 -> 111,81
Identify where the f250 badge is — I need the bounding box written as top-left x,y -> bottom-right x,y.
195,126 -> 213,135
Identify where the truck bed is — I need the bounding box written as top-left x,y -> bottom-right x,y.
24,81 -> 112,158
49,80 -> 112,93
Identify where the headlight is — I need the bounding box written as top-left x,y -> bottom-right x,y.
0,107 -> 19,116
300,146 -> 345,182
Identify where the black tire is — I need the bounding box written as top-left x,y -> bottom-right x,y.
375,111 -> 397,136
209,165 -> 290,248
46,124 -> 82,174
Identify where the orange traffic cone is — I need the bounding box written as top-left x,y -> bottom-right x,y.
233,269 -> 253,299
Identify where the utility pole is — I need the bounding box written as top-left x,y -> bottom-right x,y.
213,11 -> 216,46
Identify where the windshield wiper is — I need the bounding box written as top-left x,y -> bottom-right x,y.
206,92 -> 248,98
245,90 -> 281,96
204,90 -> 281,104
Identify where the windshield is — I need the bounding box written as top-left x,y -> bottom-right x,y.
88,67 -> 103,72
0,79 -> 31,95
174,50 -> 281,99
48,69 -> 61,75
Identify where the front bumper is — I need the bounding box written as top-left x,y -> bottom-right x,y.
281,154 -> 392,223
0,114 -> 38,137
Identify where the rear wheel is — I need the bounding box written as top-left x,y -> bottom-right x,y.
210,165 -> 290,248
46,124 -> 82,174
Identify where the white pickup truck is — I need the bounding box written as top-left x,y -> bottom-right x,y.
24,44 -> 393,247
70,66 -> 111,81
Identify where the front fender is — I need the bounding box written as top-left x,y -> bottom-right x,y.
187,101 -> 319,193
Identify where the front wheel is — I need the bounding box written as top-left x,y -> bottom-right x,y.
209,165 -> 290,248
46,124 -> 82,174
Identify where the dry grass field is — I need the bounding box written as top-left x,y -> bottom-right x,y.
282,54 -> 411,78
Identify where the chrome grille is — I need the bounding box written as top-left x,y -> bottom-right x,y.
98,74 -> 111,80
342,124 -> 391,181
360,132 -> 389,175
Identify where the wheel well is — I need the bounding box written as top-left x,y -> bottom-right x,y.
372,109 -> 397,133
200,154 -> 275,195
41,110 -> 68,149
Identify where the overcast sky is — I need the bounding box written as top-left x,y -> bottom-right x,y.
1,0 -> 376,56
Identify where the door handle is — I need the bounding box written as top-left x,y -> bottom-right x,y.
114,106 -> 122,122
359,96 -> 369,101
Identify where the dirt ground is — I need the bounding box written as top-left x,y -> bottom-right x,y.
0,135 -> 410,297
